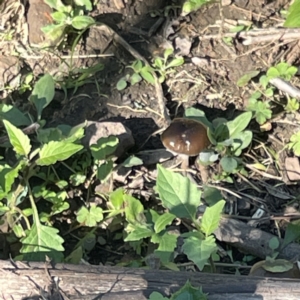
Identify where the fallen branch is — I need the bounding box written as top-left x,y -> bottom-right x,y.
269,77 -> 300,100
1,260 -> 300,300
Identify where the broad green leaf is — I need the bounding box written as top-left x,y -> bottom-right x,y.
231,130 -> 253,153
51,11 -> 67,23
76,206 -> 103,227
171,281 -> 208,300
74,0 -> 92,10
70,173 -> 86,186
29,74 -> 55,119
20,223 -> 64,262
164,48 -> 173,60
0,163 -> 22,200
3,120 -> 31,156
44,0 -> 65,10
90,136 -> 119,160
202,186 -> 223,207
201,200 -> 225,236
132,60 -> 143,72
284,0 -> 300,28
71,16 -> 95,30
220,156 -> 238,173
182,234 -> 217,271
116,78 -> 127,90
153,232 -> 177,263
36,141 -> 83,166
130,73 -> 142,85
154,213 -> 176,234
259,75 -> 269,89
237,71 -> 260,87
265,88 -> 274,97
109,188 -> 124,210
267,67 -> 280,79
276,62 -> 289,75
96,160 -> 113,181
184,107 -> 212,130
125,225 -> 153,241
154,57 -> 163,69
0,104 -> 30,126
122,155 -> 143,167
288,131 -> 300,156
282,223 -> 300,248
140,69 -> 155,84
226,112 -> 252,137
166,57 -> 184,69
156,165 -> 201,220
269,236 -> 280,250
148,291 -> 168,300
124,194 -> 146,225
263,259 -> 293,273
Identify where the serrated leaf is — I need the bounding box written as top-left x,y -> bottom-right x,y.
3,120 -> 31,156
108,188 -> 124,210
76,206 -> 103,227
156,165 -> 201,220
201,200 -> 225,236
74,0 -> 92,10
226,112 -> 252,137
182,234 -> 217,271
154,232 -> 177,263
267,67 -> 280,79
36,141 -> 83,166
288,131 -> 300,156
71,16 -> 95,30
154,213 -> 176,234
29,74 -> 55,120
20,223 -> 64,262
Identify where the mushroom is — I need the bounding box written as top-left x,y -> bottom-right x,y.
161,118 -> 210,172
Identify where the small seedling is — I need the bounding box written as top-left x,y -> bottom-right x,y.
42,0 -> 95,46
181,0 -> 212,16
117,49 -> 184,90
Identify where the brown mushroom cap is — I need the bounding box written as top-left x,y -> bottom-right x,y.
161,118 -> 210,156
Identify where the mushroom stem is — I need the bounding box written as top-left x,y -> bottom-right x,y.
179,154 -> 189,176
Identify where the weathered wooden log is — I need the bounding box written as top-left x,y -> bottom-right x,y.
0,260 -> 300,300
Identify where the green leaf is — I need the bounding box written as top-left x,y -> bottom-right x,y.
140,68 -> 155,84
20,223 -> 64,262
282,223 -> 300,248
44,0 -> 65,10
247,98 -> 272,125
220,156 -> 238,173
96,160 -> 113,181
71,16 -> 95,30
184,108 -> 212,130
265,88 -> 274,97
171,281 -> 208,300
237,71 -> 260,87
0,163 -> 22,200
284,0 -> 300,27
76,205 -> 103,227
3,120 -> 31,156
182,233 -> 217,271
51,11 -> 67,23
70,173 -> 86,186
202,186 -> 223,207
90,136 -> 119,160
130,73 -> 142,85
267,67 -> 280,79
285,98 -> 299,112
269,236 -> 280,250
154,213 -> 176,234
288,131 -> 300,156
226,112 -> 252,137
116,78 -> 127,90
74,0 -> 92,10
108,188 -> 124,210
0,104 -> 30,127
259,75 -> 269,89
36,141 -> 83,166
154,57 -> 163,69
166,57 -> 184,69
201,200 -> 225,236
154,232 -> 177,263
122,155 -> 143,167
124,194 -> 146,225
132,60 -> 143,72
164,48 -> 173,60
29,74 -> 55,120
156,165 -> 201,220
125,225 -> 153,241
148,291 -> 169,300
